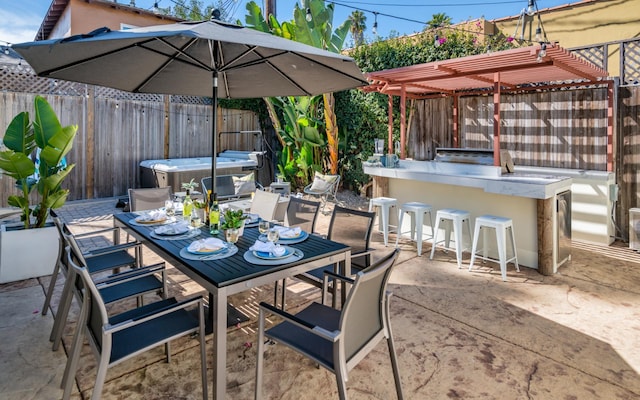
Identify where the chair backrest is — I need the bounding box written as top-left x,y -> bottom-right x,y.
65,245 -> 109,352
339,249 -> 400,362
327,206 -> 375,268
128,187 -> 172,211
202,176 -> 237,199
250,189 -> 281,221
285,197 -> 320,233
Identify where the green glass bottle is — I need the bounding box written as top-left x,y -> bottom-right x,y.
182,189 -> 193,220
209,192 -> 220,235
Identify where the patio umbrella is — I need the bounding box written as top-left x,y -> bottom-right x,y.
12,19 -> 367,193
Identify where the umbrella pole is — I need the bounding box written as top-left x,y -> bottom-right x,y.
211,71 -> 218,195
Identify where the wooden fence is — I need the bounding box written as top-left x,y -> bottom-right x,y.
1,91 -> 260,205
408,84 -> 640,239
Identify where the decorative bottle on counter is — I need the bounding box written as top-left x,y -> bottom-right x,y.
182,189 -> 193,219
209,192 -> 220,235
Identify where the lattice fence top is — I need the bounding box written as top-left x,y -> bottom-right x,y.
573,46 -> 606,70
623,41 -> 640,85
0,62 -> 212,104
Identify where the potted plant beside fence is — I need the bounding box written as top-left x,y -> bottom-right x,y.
0,96 -> 76,283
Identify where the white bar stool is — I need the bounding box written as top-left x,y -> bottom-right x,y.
429,208 -> 472,268
395,202 -> 434,256
368,197 -> 398,246
469,214 -> 520,281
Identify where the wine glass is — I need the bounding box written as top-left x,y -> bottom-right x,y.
267,227 -> 280,243
164,200 -> 175,217
258,220 -> 270,235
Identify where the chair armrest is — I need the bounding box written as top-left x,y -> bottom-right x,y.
258,302 -> 339,341
72,226 -> 119,239
106,296 -> 202,333
351,248 -> 375,259
95,262 -> 165,287
84,242 -> 141,258
322,270 -> 355,285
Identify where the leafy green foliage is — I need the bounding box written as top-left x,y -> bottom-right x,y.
0,96 -> 76,228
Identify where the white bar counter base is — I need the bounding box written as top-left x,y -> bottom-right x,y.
364,160 -> 574,274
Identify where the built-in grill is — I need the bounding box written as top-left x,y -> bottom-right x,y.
434,148 -> 495,166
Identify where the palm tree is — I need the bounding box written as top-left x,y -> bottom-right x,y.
349,11 -> 367,46
426,13 -> 452,30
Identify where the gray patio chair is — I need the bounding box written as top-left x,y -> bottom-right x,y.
303,172 -> 340,213
61,246 -> 207,400
128,186 -> 172,211
43,210 -> 143,318
256,249 -> 403,400
274,197 -> 321,307
48,213 -> 167,352
294,205 -> 376,308
202,174 -> 263,202
250,189 -> 281,221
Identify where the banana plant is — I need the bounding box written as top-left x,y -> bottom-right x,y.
244,0 -> 352,177
0,96 -> 76,228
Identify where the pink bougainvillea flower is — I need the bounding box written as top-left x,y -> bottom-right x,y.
438,37 -> 447,45
506,36 -> 515,42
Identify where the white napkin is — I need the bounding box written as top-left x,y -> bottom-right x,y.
274,226 -> 302,239
137,210 -> 167,222
188,238 -> 226,253
249,240 -> 286,256
155,221 -> 188,235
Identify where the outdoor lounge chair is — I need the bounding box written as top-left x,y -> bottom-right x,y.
255,249 -> 403,400
61,246 -> 207,400
303,172 -> 340,213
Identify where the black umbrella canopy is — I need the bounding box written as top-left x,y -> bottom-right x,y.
13,19 -> 367,194
12,19 -> 367,98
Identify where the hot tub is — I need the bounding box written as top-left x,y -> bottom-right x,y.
140,154 -> 259,193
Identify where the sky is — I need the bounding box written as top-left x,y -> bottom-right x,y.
0,0 -> 575,46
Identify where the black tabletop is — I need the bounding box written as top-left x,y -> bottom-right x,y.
115,213 -> 349,289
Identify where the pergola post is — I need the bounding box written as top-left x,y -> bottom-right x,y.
493,72 -> 501,167
400,85 -> 406,158
388,94 -> 393,155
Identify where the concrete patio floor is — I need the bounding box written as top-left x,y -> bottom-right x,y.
1,194 -> 639,399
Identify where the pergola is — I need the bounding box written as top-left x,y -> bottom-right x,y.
362,44 -> 612,170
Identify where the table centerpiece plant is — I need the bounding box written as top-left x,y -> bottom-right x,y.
220,208 -> 247,242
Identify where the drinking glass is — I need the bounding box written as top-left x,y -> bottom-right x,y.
225,228 -> 239,244
258,220 -> 270,235
164,200 -> 175,217
267,227 -> 280,243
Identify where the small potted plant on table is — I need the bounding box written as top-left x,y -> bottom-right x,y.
220,209 -> 247,243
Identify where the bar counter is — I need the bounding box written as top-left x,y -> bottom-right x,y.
364,160 -> 573,274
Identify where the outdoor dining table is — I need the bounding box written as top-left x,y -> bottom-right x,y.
113,212 -> 351,399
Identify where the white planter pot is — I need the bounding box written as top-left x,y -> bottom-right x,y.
0,225 -> 60,283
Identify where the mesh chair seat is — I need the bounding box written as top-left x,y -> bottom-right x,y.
265,302 -> 340,369
107,298 -> 197,363
84,249 -> 136,273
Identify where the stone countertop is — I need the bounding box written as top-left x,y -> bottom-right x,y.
363,160 -> 572,200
